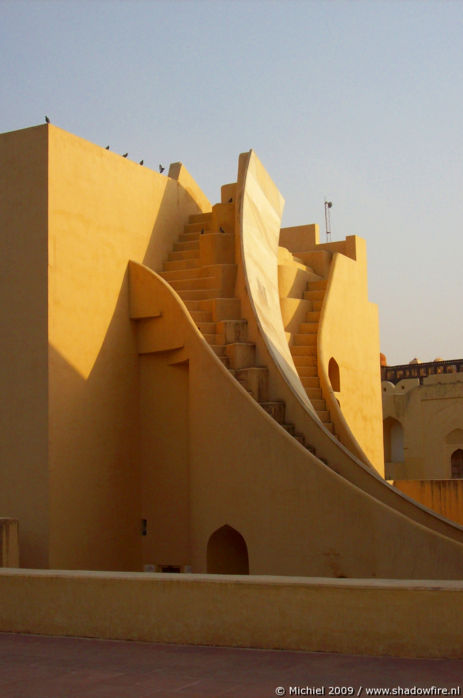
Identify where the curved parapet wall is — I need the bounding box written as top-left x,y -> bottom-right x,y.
128,261 -> 463,579
235,150 -> 316,415
317,238 -> 384,473
234,150 -> 463,547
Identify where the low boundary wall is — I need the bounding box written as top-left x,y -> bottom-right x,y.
1,570 -> 463,658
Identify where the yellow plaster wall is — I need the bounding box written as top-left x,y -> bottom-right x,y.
318,238 -> 384,473
0,126 -> 50,568
235,150 -> 318,416
0,124 -> 210,570
130,262 -> 463,580
395,480 -> 463,527
139,356 -> 191,569
383,374 -> 463,479
2,569 -> 463,658
47,126 -> 209,570
232,150 -> 463,548
4,127 -> 463,579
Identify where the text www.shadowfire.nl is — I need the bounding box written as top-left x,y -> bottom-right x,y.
274,687 -> 461,697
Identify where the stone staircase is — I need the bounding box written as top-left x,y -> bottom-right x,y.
159,204 -> 317,455
290,279 -> 334,433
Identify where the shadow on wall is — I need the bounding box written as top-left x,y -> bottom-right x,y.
142,175 -> 206,273
46,176 -> 207,571
207,525 -> 249,574
48,275 -> 142,572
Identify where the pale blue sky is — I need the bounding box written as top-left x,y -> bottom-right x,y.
1,0 -> 462,364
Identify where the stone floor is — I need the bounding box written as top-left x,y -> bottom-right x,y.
0,632 -> 462,697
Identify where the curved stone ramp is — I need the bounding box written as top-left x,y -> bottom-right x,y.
129,260 -> 463,578
234,150 -> 463,546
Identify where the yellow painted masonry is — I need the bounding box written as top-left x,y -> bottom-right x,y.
1,569 -> 463,658
279,226 -> 383,473
0,126 -> 49,568
383,373 -> 463,479
395,480 -> 463,527
0,124 -> 209,570
3,125 -> 463,584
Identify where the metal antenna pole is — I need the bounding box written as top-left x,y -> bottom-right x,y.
324,200 -> 333,242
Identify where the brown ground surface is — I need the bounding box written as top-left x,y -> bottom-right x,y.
0,632 -> 462,697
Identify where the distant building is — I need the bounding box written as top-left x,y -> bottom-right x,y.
382,357 -> 463,524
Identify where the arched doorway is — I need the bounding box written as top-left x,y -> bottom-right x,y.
383,417 -> 404,463
451,449 -> 463,478
207,525 -> 249,574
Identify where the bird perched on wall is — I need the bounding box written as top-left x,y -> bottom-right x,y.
45,116 -> 50,124
159,164 -> 165,173
200,228 -> 204,235
122,153 -> 128,158
219,226 -> 225,233
105,145 -> 110,150
228,198 -> 233,203
139,160 -> 144,166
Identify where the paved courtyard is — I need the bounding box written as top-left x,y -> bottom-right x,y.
0,632 -> 462,697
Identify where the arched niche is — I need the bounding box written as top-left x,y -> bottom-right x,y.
446,429 -> 463,445
207,524 -> 249,575
383,417 -> 404,463
451,449 -> 463,478
328,357 -> 340,392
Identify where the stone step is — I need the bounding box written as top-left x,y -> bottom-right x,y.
293,333 -> 317,346
210,344 -> 227,357
190,310 -> 213,322
203,297 -> 242,321
292,356 -> 317,368
173,240 -> 199,252
168,249 -> 200,261
282,423 -> 295,436
299,322 -> 318,334
178,288 -> 222,301
225,342 -> 256,369
312,300 -> 322,311
163,258 -> 200,272
183,300 -> 202,311
216,319 -> 248,344
304,289 -> 324,301
294,433 -> 306,445
311,398 -> 327,411
309,280 -> 328,291
160,267 -> 206,282
306,387 -> 322,400
299,371 -> 319,383
306,311 -> 320,323
324,422 -> 334,433
203,333 -> 217,345
260,401 -> 286,424
235,366 -> 269,401
291,345 -> 317,356
196,321 -> 217,334
179,230 -> 200,242
189,212 -> 214,224
184,222 -> 214,234
318,410 -> 331,423
169,275 -> 218,292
